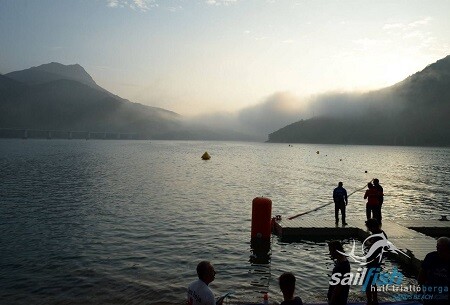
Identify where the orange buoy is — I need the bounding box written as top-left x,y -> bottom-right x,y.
251,197 -> 272,241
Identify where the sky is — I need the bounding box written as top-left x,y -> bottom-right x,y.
1,0 -> 450,117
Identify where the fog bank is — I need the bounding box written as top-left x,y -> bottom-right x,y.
184,89 -> 399,141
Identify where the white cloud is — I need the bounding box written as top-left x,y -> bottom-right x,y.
106,0 -> 158,12
383,17 -> 432,31
205,0 -> 238,6
381,16 -> 439,54
107,0 -> 120,8
106,0 -> 237,11
167,6 -> 183,12
408,17 -> 432,28
383,23 -> 404,30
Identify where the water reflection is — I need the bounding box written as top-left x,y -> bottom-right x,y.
0,140 -> 448,304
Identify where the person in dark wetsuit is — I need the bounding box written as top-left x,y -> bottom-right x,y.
328,240 -> 350,305
279,272 -> 303,305
418,237 -> 450,305
364,218 -> 388,305
333,182 -> 348,225
372,179 -> 384,224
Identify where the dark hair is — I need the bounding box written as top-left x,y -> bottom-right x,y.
373,179 -> 379,185
437,237 -> 450,249
328,240 -> 344,253
338,182 -> 343,187
197,261 -> 212,280
279,272 -> 296,295
365,218 -> 379,229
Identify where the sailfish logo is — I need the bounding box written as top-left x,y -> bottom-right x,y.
337,233 -> 410,265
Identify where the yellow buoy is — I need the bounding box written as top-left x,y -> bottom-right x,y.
201,152 -> 211,160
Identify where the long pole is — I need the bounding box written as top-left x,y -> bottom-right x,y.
287,179 -> 373,220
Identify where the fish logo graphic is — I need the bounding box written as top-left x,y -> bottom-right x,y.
337,233 -> 410,265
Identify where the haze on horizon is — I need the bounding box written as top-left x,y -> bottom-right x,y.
1,0 -> 450,128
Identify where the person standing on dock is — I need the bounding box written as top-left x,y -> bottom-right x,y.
279,272 -> 304,305
364,183 -> 381,224
327,240 -> 350,305
372,179 -> 384,224
364,218 -> 388,305
333,182 -> 348,226
418,237 -> 450,305
187,261 -> 222,305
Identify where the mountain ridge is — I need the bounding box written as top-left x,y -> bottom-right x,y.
6,62 -> 101,90
267,55 -> 450,146
0,62 -> 255,140
2,57 -> 449,144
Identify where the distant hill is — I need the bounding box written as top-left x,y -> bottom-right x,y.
267,55 -> 450,146
6,62 -> 100,90
0,63 -> 254,140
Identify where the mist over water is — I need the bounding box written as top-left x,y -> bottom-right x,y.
184,89 -> 402,141
0,140 -> 449,304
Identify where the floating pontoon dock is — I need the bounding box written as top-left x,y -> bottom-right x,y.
273,218 -> 450,271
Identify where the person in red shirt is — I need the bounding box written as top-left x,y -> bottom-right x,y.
364,183 -> 381,223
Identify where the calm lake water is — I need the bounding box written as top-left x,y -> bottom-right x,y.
1,139 -> 449,305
